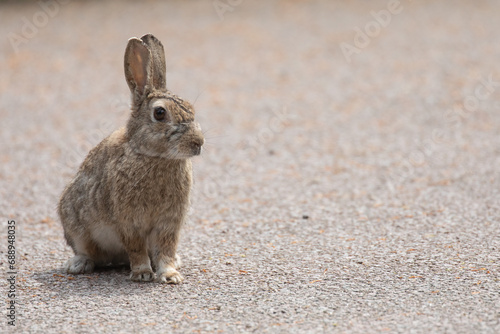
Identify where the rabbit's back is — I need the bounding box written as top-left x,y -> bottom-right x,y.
59,128 -> 126,231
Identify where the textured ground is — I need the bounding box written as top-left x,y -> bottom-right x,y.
1,0 -> 499,333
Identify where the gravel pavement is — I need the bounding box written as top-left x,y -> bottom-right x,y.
1,0 -> 499,333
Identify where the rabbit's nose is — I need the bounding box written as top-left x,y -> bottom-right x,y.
191,137 -> 204,155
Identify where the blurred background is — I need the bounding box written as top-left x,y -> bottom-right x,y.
0,0 -> 499,332
2,0 -> 499,223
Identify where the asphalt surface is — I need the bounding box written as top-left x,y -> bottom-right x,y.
1,0 -> 499,333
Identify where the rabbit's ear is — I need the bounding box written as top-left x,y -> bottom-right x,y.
124,37 -> 152,101
140,34 -> 167,89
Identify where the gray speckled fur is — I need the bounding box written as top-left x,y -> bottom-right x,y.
58,34 -> 204,284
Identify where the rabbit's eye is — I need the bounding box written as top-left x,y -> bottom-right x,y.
153,107 -> 167,121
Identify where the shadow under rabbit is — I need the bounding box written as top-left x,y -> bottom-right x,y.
30,266 -> 166,297
30,260 -> 202,296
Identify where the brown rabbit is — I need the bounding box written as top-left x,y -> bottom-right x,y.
58,34 -> 204,283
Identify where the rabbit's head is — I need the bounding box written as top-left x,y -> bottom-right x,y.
124,34 -> 204,159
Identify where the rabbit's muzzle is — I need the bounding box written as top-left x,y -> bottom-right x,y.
172,122 -> 204,157
191,137 -> 203,156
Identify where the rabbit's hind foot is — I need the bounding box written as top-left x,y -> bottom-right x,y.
65,255 -> 95,274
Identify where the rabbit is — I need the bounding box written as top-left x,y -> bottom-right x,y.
58,34 -> 204,284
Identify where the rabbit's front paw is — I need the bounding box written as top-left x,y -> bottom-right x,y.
130,264 -> 155,282
157,268 -> 184,284
65,255 -> 95,274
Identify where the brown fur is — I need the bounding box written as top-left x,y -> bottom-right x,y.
58,34 -> 204,283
